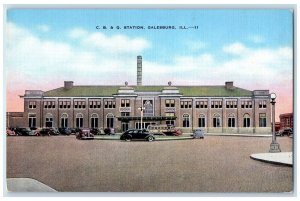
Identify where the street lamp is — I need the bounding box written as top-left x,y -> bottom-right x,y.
269,93 -> 281,153
138,107 -> 145,129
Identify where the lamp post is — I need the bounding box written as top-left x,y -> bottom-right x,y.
138,107 -> 145,129
269,93 -> 281,153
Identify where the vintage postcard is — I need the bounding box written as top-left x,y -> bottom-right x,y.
4,6 -> 294,194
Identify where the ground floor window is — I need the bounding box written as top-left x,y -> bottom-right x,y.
243,114 -> 250,127
213,114 -> 221,127
183,114 -> 190,127
76,113 -> 83,128
166,120 -> 175,126
45,114 -> 53,127
122,122 -> 129,132
106,113 -> 114,128
259,113 -> 267,127
198,114 -> 205,127
228,114 -> 235,127
91,114 -> 99,128
28,114 -> 36,128
61,114 -> 68,128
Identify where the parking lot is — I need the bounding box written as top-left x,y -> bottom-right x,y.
6,135 -> 293,192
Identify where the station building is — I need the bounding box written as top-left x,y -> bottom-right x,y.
8,56 -> 272,134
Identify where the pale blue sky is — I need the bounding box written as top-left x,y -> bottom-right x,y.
5,9 -> 294,115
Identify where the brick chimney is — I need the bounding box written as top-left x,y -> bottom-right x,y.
137,56 -> 142,86
225,81 -> 234,90
64,81 -> 74,89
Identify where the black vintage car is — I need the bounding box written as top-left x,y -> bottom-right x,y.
36,128 -> 60,136
120,129 -> 155,142
58,127 -> 72,135
14,127 -> 36,136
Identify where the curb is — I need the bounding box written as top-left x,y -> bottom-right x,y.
250,152 -> 293,167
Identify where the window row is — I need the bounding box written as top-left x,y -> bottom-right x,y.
181,113 -> 267,128
28,113 -> 115,128
29,99 -> 268,109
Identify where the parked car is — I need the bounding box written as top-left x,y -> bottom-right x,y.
14,127 -> 36,136
120,129 -> 155,142
276,128 -> 293,136
76,128 -> 94,140
58,127 -> 72,135
192,129 -> 205,139
6,128 -> 16,136
90,128 -> 102,135
36,128 -> 60,136
104,127 -> 115,135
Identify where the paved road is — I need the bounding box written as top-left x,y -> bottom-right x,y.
6,135 -> 293,192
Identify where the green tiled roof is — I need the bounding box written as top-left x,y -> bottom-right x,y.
43,85 -> 253,97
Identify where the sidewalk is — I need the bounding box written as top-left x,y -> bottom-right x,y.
250,152 -> 293,167
6,178 -> 57,192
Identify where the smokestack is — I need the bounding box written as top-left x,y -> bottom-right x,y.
137,55 -> 142,86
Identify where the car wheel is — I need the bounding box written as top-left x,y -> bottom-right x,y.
125,137 -> 131,142
148,136 -> 154,142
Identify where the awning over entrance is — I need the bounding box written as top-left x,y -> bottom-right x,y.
117,116 -> 177,122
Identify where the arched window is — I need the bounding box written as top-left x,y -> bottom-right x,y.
213,113 -> 221,127
61,113 -> 68,128
91,113 -> 99,128
45,113 -> 53,128
228,113 -> 235,128
106,113 -> 114,128
76,113 -> 83,128
183,114 -> 190,128
243,114 -> 251,127
198,114 -> 206,127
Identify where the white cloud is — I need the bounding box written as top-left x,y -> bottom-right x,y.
222,42 -> 249,55
68,28 -> 151,54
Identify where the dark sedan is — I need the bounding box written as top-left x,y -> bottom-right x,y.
58,127 -> 72,135
120,129 -> 155,142
14,128 -> 36,136
36,128 -> 60,136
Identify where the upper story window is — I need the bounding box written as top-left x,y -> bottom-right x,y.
59,101 -> 71,109
44,101 -> 55,109
226,100 -> 237,108
165,99 -> 175,107
105,100 -> 116,109
74,100 -> 86,109
259,100 -> 267,108
241,101 -> 252,108
89,100 -> 101,109
196,101 -> 208,108
180,100 -> 192,109
121,99 -> 130,107
29,101 -> 36,109
211,101 -> 222,109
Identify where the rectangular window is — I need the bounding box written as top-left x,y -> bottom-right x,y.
228,118 -> 235,127
29,101 -> 36,109
243,118 -> 250,127
198,118 -> 205,127
259,100 -> 267,108
213,118 -> 221,127
28,114 -> 36,128
226,100 -> 237,109
121,99 -> 130,107
89,100 -> 101,109
165,99 -> 175,107
44,101 -> 55,109
212,101 -> 222,108
259,113 -> 267,127
74,101 -> 86,109
121,112 -> 130,116
105,101 -> 116,109
180,100 -> 192,109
